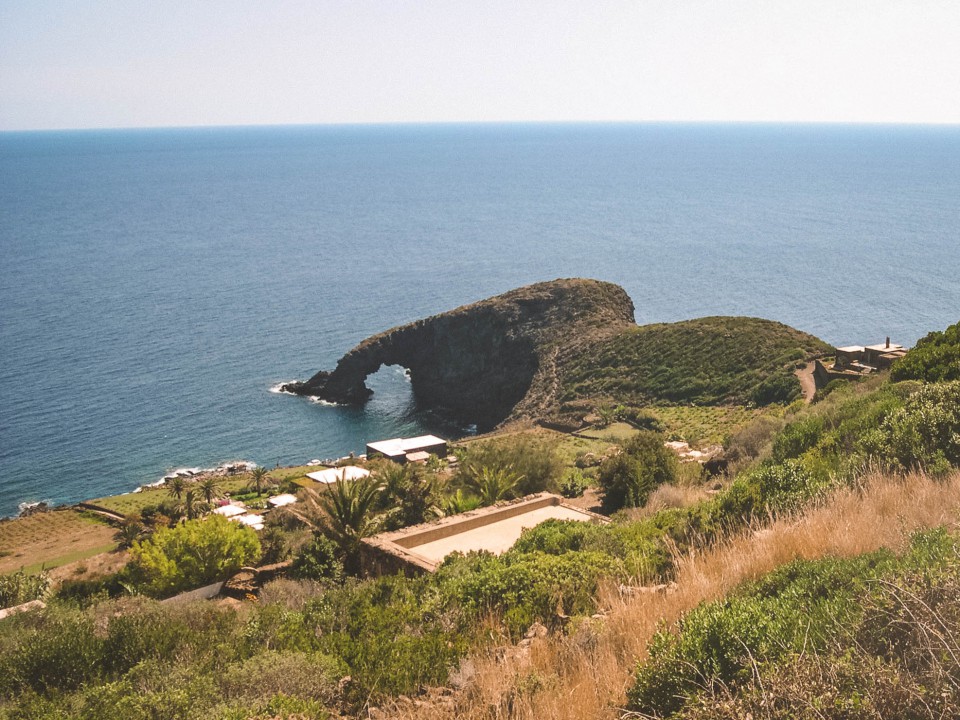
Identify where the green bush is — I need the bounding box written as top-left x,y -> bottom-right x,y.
628,550 -> 900,717
0,569 -> 50,608
0,605 -> 105,694
437,549 -> 618,636
891,320 -> 960,383
628,529 -> 960,718
456,434 -> 564,497
772,415 -> 825,462
290,533 -> 344,583
598,431 -> 677,511
127,515 -> 261,597
303,574 -> 471,698
871,380 -> 960,472
559,468 -> 590,498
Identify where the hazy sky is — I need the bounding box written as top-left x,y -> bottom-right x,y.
2,0 -> 959,130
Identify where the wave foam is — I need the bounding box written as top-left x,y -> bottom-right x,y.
308,396 -> 341,407
269,381 -> 299,396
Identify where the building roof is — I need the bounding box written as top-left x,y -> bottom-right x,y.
231,513 -> 264,530
212,504 -> 246,518
367,434 -> 447,457
267,493 -> 298,507
305,465 -> 371,484
836,345 -> 865,353
866,343 -> 904,352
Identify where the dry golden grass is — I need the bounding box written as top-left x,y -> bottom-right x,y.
389,469 -> 960,720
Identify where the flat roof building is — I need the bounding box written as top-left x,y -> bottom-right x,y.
366,435 -> 448,463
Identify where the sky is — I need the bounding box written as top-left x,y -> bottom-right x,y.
1,0 -> 959,131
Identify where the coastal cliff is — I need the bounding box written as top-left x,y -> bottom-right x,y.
281,279 -> 635,430
283,278 -> 833,430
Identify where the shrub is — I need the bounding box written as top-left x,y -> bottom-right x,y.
456,434 -> 564,496
0,569 -> 50,608
437,550 -> 618,635
598,431 -> 677,511
0,605 -> 105,693
290,534 -> 344,583
127,515 -> 261,597
872,380 -> 960,471
751,372 -> 800,405
559,469 -> 590,498
627,551 -> 896,717
891,320 -> 960,382
218,650 -> 345,704
772,415 -> 825,462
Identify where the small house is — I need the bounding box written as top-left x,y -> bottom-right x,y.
365,435 -> 448,464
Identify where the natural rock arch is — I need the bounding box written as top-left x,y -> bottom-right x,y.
282,279 -> 636,431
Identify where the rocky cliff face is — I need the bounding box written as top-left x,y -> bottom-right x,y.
281,279 -> 635,431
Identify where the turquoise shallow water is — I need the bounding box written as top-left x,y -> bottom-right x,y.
1,123 -> 959,517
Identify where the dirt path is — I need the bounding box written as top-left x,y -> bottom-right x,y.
796,361 -> 817,403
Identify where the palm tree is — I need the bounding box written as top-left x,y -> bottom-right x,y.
166,476 -> 186,501
198,476 -> 222,505
179,488 -> 203,521
290,475 -> 383,574
374,463 -> 413,511
374,463 -> 442,529
250,466 -> 272,496
114,518 -> 146,549
465,466 -> 522,506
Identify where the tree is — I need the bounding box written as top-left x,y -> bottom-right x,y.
176,487 -> 206,521
374,463 -> 442,530
113,518 -> 146,549
127,515 -> 261,597
291,475 -> 383,574
598,431 -> 677,512
198,476 -> 222,505
165,476 -> 186,501
250,466 -> 272,496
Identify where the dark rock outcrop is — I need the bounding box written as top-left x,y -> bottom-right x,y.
281,279 -> 635,431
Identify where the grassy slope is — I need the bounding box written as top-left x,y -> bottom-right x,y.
561,316 -> 832,406
391,469 -> 960,720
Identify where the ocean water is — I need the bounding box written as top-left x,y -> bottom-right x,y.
1,123 -> 959,518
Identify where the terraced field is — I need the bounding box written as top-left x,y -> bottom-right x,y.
0,509 -> 117,574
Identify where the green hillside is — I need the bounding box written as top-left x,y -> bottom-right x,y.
560,316 -> 832,406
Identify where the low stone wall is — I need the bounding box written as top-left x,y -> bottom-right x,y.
362,493 -> 608,575
814,359 -> 863,387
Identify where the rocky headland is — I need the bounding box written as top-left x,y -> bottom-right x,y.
282,278 -> 833,431
281,278 -> 636,430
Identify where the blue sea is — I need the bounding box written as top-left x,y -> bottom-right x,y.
1,123 -> 959,518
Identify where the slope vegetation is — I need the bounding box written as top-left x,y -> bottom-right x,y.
561,316 -> 832,406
